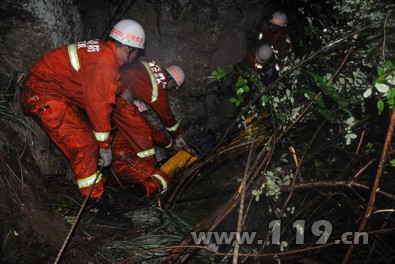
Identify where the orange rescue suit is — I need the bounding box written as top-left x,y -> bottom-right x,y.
110,60 -> 176,196
23,39 -> 122,198
111,98 -> 170,197
121,60 -> 182,138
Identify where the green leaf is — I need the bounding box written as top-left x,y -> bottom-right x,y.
388,98 -> 395,108
387,75 -> 395,85
265,144 -> 272,151
242,85 -> 250,92
314,96 -> 326,108
378,66 -> 384,76
261,95 -> 270,103
363,88 -> 372,98
384,60 -> 393,68
377,100 -> 385,115
236,76 -> 246,87
373,75 -> 386,84
337,99 -> 349,108
307,71 -> 322,82
318,108 -> 334,121
212,66 -> 226,80
304,91 -> 314,100
236,88 -> 244,95
308,71 -> 348,109
229,97 -> 241,107
375,83 -> 390,93
387,88 -> 395,99
390,159 -> 395,167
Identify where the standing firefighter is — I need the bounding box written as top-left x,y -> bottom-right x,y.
110,60 -> 186,197
22,19 -> 145,228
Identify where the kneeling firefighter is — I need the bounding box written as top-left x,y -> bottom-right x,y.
110,60 -> 186,198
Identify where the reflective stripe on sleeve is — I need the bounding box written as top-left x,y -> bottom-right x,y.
166,122 -> 179,132
68,44 -> 80,72
137,148 -> 155,158
93,131 -> 110,141
140,61 -> 158,103
78,171 -> 103,189
152,174 -> 168,193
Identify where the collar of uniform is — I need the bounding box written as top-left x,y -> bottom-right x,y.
107,40 -> 124,67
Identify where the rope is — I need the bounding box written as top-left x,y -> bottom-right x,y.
53,166 -> 104,264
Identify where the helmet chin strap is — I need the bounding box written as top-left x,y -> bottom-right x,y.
127,47 -> 134,62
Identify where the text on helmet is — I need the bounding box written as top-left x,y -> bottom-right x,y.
126,33 -> 144,44
272,18 -> 286,25
168,66 -> 181,81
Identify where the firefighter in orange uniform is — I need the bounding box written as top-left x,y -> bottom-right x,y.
237,44 -> 276,85
252,11 -> 292,70
22,19 -> 145,227
110,60 -> 186,197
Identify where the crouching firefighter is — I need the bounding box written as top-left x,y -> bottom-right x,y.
110,60 -> 187,197
22,19 -> 146,228
237,44 -> 277,85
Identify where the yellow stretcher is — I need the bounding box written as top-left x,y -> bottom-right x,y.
160,110 -> 269,176
160,148 -> 198,176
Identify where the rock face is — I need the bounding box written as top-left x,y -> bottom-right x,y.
1,0 -> 82,71
1,0 -> 271,172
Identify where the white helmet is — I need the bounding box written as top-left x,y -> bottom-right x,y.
165,65 -> 185,87
109,19 -> 145,49
269,11 -> 288,27
255,44 -> 273,63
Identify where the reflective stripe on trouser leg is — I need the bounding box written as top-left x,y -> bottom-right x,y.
110,155 -> 167,194
112,99 -> 158,165
151,174 -> 168,193
77,171 -> 103,189
164,139 -> 173,149
78,175 -> 105,198
166,122 -> 179,132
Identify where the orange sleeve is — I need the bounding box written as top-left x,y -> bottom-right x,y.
151,92 -> 181,138
83,62 -> 120,147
